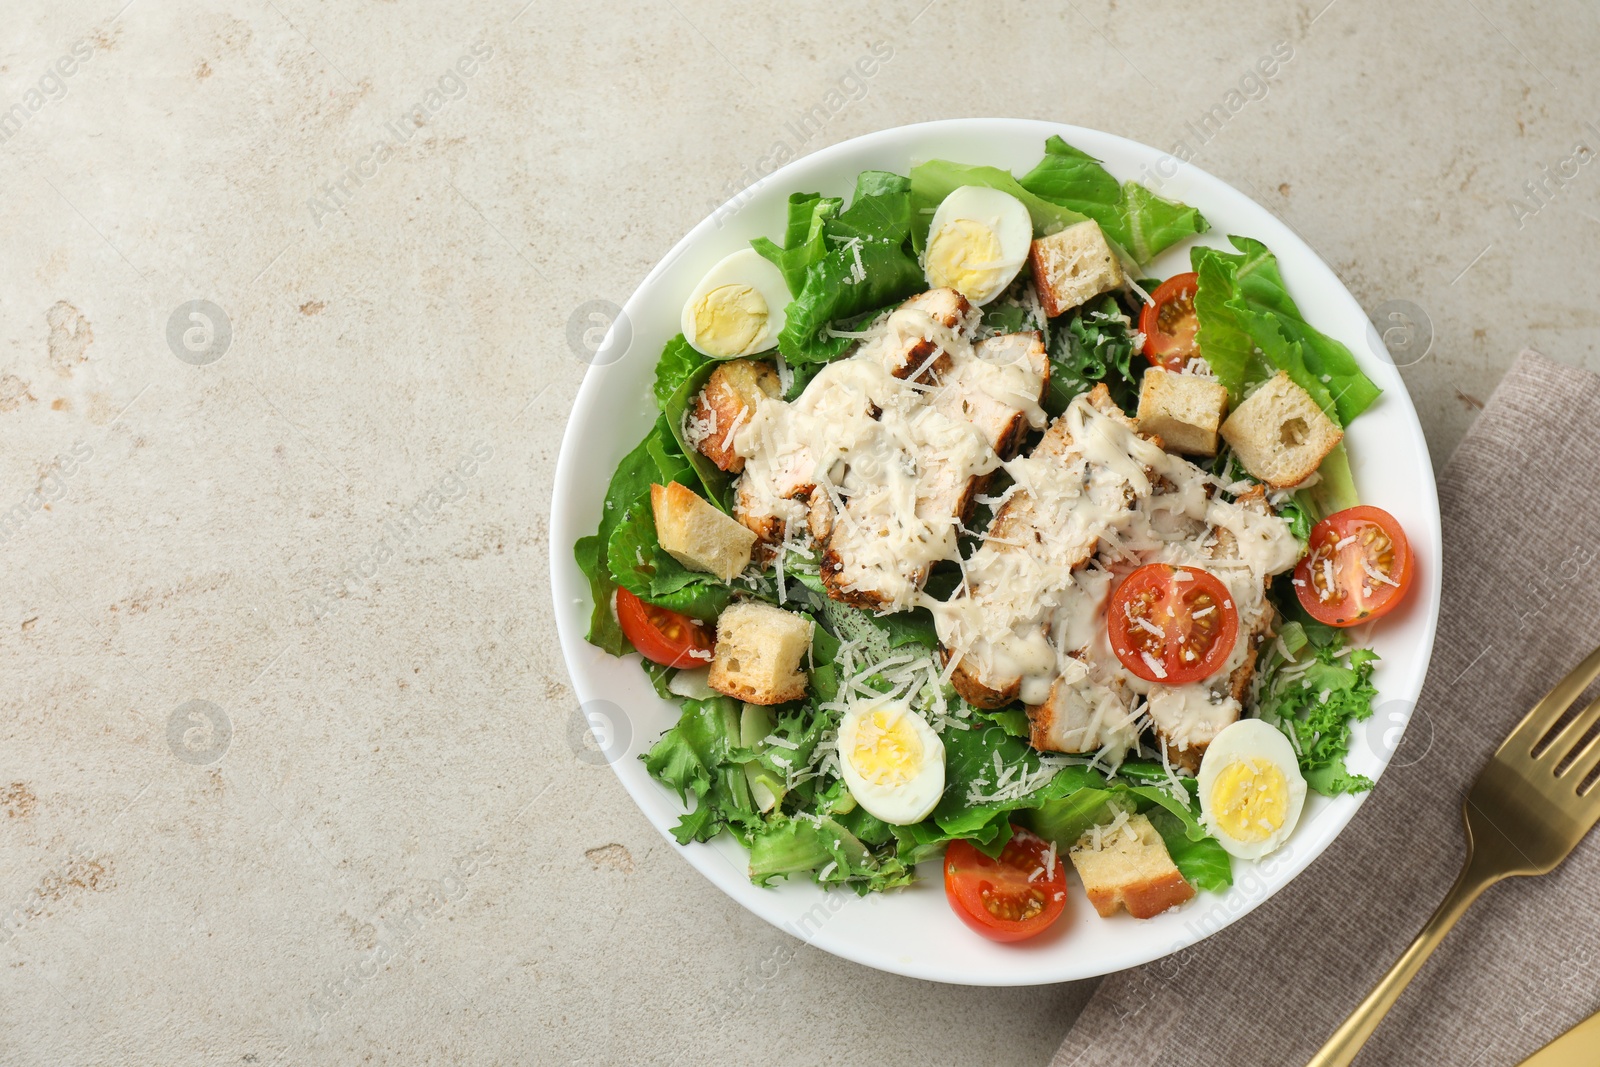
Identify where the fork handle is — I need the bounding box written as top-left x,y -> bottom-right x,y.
1306,848 -> 1505,1067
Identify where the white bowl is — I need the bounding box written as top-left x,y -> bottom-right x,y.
549,119 -> 1442,986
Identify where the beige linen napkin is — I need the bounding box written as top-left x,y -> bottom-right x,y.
1052,349 -> 1600,1067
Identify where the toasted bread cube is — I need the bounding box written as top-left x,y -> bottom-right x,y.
1029,220 -> 1125,318
650,481 -> 757,582
707,601 -> 813,705
1069,812 -> 1195,920
687,359 -> 781,474
1137,367 -> 1229,456
1220,371 -> 1343,488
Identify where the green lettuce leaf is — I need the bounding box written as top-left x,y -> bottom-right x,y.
1191,237 -> 1380,425
1023,765 -> 1232,892
981,300 -> 1045,338
891,728 -> 1113,864
1303,442 -> 1360,517
605,489 -> 733,620
660,357 -> 732,511
909,157 -> 1089,253
1253,614 -> 1380,796
645,697 -> 763,845
1018,135 -> 1209,263
772,171 -> 926,364
1045,294 -> 1142,414
752,192 -> 843,294
575,418 -> 687,654
747,814 -> 914,893
573,534 -> 627,655
1147,809 -> 1233,893
1022,786 -> 1123,847
652,336 -> 708,410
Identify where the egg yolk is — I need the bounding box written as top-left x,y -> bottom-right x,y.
849,708 -> 924,787
1209,758 -> 1289,843
925,219 -> 1005,299
689,283 -> 767,357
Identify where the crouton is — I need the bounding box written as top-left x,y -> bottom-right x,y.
707,601 -> 813,705
687,359 -> 781,474
650,481 -> 757,582
1137,367 -> 1229,456
1029,220 -> 1125,318
1220,371 -> 1343,488
1069,812 -> 1195,919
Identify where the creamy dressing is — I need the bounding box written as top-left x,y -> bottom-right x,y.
929,396 -> 1158,701
730,293 -> 1048,611
722,288 -> 1299,769
931,390 -> 1300,766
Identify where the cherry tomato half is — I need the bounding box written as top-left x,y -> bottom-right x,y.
1139,272 -> 1200,371
1293,506 -> 1414,627
1108,563 -> 1240,685
944,827 -> 1068,942
615,587 -> 714,668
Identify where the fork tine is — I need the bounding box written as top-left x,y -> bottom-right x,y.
1516,644 -> 1600,759
1554,699 -> 1600,774
1543,694 -> 1600,768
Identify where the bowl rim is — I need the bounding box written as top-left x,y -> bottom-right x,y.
549,117 -> 1443,986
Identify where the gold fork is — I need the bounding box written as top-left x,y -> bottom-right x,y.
1307,644 -> 1600,1067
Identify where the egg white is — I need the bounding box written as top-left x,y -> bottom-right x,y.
681,248 -> 790,358
1196,718 -> 1308,860
922,186 -> 1033,306
836,697 -> 946,826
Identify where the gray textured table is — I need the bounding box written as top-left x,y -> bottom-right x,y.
1,2 -> 1595,1064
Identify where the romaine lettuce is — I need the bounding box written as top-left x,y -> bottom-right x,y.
659,355 -> 732,512
604,490 -> 733,620
752,192 -> 843,294
1191,236 -> 1380,426
748,814 -> 914,893
1045,293 -> 1142,414
1019,135 -> 1209,263
909,157 -> 1089,252
1023,763 -> 1234,892
652,335 -> 708,409
767,171 -> 926,364
573,418 -> 683,655
645,696 -> 762,844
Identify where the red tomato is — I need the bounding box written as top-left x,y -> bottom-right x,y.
1139,272 -> 1200,371
615,588 -> 714,668
1294,506 -> 1414,626
944,828 -> 1068,942
1108,564 -> 1240,685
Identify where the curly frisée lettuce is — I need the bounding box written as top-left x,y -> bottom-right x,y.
1252,615 -> 1381,796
